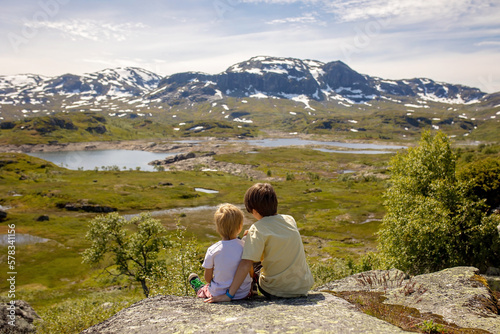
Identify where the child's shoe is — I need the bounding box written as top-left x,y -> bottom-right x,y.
188,273 -> 204,292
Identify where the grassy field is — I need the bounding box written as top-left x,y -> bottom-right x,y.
0,138 -> 498,333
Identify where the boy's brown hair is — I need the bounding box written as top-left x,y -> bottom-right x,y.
214,203 -> 244,240
244,183 -> 278,217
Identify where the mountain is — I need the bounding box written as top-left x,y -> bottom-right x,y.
148,56 -> 485,105
0,56 -> 495,125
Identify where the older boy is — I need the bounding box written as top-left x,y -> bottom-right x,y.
206,183 -> 313,302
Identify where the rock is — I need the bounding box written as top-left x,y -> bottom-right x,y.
56,202 -> 117,213
0,210 -> 7,221
81,266 -> 500,333
384,267 -> 499,333
0,300 -> 40,334
304,188 -> 322,194
149,152 -> 216,166
316,267 -> 500,333
35,215 -> 49,222
158,182 -> 173,186
162,152 -> 196,164
81,293 -> 409,334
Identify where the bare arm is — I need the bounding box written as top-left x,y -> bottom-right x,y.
205,259 -> 253,303
204,268 -> 213,284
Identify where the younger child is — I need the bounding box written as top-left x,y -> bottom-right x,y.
189,203 -> 252,300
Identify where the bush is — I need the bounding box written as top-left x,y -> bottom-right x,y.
148,223 -> 202,296
82,213 -> 170,297
378,131 -> 500,274
458,157 -> 500,212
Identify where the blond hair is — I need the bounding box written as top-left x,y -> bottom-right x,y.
214,203 -> 244,240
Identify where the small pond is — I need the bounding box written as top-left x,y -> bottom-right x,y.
314,148 -> 393,155
195,188 -> 219,194
0,233 -> 50,247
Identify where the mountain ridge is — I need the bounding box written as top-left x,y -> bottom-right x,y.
0,56 -> 497,131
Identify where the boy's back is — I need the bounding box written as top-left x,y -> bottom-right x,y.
243,214 -> 314,297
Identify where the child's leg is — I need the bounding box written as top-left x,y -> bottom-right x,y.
188,273 -> 205,294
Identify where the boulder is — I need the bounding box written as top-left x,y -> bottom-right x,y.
81,293 -> 409,334
81,267 -> 500,333
0,300 -> 40,334
35,215 -> 49,222
316,266 -> 500,333
0,210 -> 7,221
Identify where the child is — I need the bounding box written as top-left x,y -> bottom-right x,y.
188,203 -> 252,300
206,183 -> 314,302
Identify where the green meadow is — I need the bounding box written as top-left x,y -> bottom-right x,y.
0,138 -> 498,333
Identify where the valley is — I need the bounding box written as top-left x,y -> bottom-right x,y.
0,55 -> 498,333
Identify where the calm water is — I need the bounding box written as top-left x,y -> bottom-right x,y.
0,233 -> 50,246
27,150 -> 176,171
26,139 -> 405,171
232,138 -> 407,150
314,148 -> 393,155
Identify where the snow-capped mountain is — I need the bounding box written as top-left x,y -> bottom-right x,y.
0,56 -> 491,121
146,56 -> 485,107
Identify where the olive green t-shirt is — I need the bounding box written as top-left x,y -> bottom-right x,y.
242,214 -> 314,297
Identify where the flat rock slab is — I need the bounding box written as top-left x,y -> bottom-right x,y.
317,267 -> 500,334
384,267 -> 500,334
81,292 -> 411,334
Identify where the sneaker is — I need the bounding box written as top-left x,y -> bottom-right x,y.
188,273 -> 204,292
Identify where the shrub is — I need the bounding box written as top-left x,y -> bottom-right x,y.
378,131 -> 500,274
148,223 -> 202,296
82,213 -> 170,297
458,157 -> 500,212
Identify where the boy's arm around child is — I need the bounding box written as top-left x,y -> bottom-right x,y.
205,259 -> 253,303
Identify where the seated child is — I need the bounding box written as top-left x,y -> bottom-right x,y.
188,203 -> 252,300
206,183 -> 314,302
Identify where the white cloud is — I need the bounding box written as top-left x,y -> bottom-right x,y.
267,14 -> 318,25
475,41 -> 500,47
241,0 -> 320,3
325,0 -> 492,23
24,19 -> 148,42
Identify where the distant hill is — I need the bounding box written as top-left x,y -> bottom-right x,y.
0,56 -> 498,143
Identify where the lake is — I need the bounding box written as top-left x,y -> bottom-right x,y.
27,150 -> 176,171
26,138 -> 406,171
232,138 -> 407,150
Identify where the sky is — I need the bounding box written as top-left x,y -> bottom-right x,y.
1,0 -> 500,93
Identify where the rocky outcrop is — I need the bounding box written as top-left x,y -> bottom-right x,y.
81,293 -> 409,334
316,267 -> 500,333
149,152 -> 196,165
149,151 -> 215,166
82,267 -> 499,333
0,300 -> 40,334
